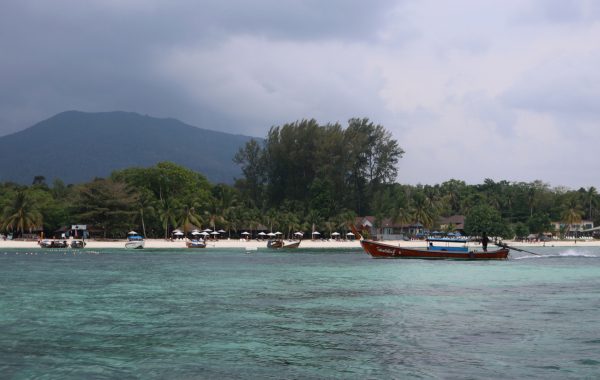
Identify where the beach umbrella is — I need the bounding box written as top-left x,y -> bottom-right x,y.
258,232 -> 266,236
191,231 -> 201,235
294,232 -> 304,236
275,231 -> 282,235
127,231 -> 138,235
241,231 -> 250,235
174,231 -> 184,236
218,229 -> 226,233
173,229 -> 183,233
200,231 -> 209,236
346,232 -> 354,236
267,232 -> 276,237
203,228 -> 212,232
312,231 -> 321,235
331,232 -> 340,236
210,231 -> 220,235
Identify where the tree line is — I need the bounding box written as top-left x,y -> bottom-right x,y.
1,118 -> 598,239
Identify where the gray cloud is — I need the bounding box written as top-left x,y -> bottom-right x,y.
502,51 -> 600,120
0,0 -> 400,135
1,0 -> 600,189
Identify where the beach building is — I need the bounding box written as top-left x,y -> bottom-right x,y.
355,216 -> 424,240
550,220 -> 594,237
355,215 -> 467,241
53,224 -> 98,239
438,215 -> 465,235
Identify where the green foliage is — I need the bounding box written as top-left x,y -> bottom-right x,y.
513,222 -> 529,239
527,213 -> 552,235
464,204 -> 511,238
1,190 -> 43,236
70,178 -> 138,237
234,118 -> 404,216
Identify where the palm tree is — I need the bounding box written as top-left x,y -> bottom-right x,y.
263,209 -> 278,233
561,198 -> 583,238
179,205 -> 203,237
335,210 -> 357,237
135,190 -> 155,238
158,199 -> 177,239
244,210 -> 261,239
584,186 -> 597,220
323,220 -> 337,239
279,211 -> 299,239
390,206 -> 412,237
411,193 -> 437,230
1,191 -> 43,238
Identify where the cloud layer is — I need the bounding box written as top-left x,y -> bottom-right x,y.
1,0 -> 599,188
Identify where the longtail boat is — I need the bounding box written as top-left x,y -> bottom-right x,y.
267,239 -> 301,249
352,226 -> 509,260
38,239 -> 68,248
186,239 -> 207,248
70,240 -> 86,248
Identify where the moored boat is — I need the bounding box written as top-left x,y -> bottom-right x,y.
125,231 -> 145,249
186,239 -> 206,248
70,240 -> 86,248
267,239 -> 301,249
39,239 -> 68,248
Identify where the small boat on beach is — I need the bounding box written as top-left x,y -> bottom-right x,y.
352,226 -> 509,260
38,239 -> 68,248
186,239 -> 207,248
125,231 -> 145,249
70,240 -> 86,248
267,239 -> 301,249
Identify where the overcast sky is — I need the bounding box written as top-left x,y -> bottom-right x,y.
2,0 -> 599,189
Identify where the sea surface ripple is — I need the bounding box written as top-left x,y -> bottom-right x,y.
1,247 -> 599,379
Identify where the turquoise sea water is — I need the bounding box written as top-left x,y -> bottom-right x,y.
1,247 -> 600,379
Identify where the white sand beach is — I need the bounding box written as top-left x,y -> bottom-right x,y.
1,238 -> 599,250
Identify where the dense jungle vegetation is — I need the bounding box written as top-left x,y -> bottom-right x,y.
1,118 -> 597,239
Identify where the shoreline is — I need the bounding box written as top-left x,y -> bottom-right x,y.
1,238 -> 599,249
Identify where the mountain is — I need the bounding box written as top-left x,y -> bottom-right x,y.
0,111 -> 259,185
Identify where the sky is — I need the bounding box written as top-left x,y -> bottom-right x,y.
2,0 -> 599,189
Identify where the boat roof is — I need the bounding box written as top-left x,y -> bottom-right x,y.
427,238 -> 469,243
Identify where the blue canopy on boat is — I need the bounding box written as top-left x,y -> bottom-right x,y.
427,237 -> 468,243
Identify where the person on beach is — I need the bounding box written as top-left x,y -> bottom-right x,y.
482,233 -> 489,252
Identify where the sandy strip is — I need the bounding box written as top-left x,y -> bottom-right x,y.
0,238 -> 598,249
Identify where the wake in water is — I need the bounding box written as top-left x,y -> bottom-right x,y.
514,248 -> 600,259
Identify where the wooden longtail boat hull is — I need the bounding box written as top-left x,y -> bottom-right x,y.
70,240 -> 86,248
39,240 -> 68,248
360,239 -> 509,260
267,240 -> 301,249
186,241 -> 207,248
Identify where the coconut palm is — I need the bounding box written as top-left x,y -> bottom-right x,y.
203,197 -> 227,233
561,197 -> 583,237
134,189 -> 155,238
179,205 -> 203,237
1,191 -> 43,237
158,199 -> 177,239
411,193 -> 437,230
584,186 -> 597,220
335,210 -> 357,236
323,220 -> 337,239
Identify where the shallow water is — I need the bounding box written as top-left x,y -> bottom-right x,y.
1,247 -> 600,379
